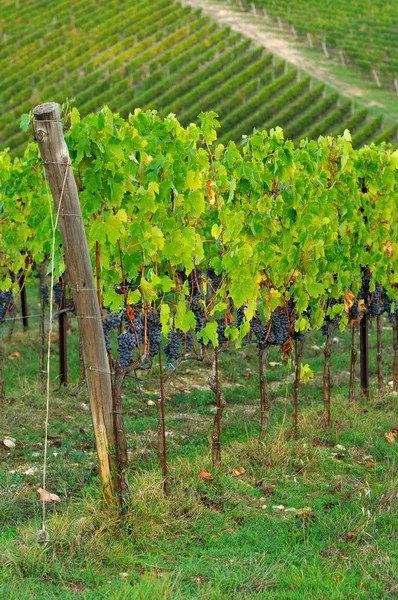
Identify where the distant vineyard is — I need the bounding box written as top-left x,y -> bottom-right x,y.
0,0 -> 396,155
245,0 -> 398,86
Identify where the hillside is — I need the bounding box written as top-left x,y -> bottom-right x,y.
0,0 -> 396,155
244,0 -> 398,86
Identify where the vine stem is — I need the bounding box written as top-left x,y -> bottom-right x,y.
293,337 -> 305,434
349,323 -> 359,404
112,364 -> 130,513
95,241 -> 102,315
376,315 -> 383,392
258,346 -> 270,439
158,349 -> 169,495
393,320 -> 398,393
0,335 -> 5,401
323,325 -> 335,425
209,349 -> 226,467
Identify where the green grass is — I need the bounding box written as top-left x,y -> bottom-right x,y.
1,287 -> 398,598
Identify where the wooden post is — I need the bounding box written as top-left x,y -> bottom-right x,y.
360,314 -> 369,397
58,277 -> 68,386
19,274 -> 29,331
33,102 -> 116,504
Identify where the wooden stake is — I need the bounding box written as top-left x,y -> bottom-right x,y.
33,102 -> 116,504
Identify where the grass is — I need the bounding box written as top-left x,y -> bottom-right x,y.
1,291 -> 398,598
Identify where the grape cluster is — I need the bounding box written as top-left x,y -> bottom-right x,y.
236,305 -> 246,327
368,284 -> 382,317
147,310 -> 162,357
349,300 -> 360,321
117,332 -> 136,368
321,298 -> 340,336
358,272 -> 371,301
216,320 -> 228,346
268,308 -> 289,346
123,310 -> 144,345
102,312 -> 121,351
0,290 -> 13,323
250,316 -> 267,344
185,331 -> 194,353
190,291 -> 206,332
40,284 -> 49,305
53,283 -> 63,306
164,330 -> 183,363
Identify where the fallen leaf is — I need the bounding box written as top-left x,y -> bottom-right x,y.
7,351 -> 21,360
262,486 -> 275,496
391,426 -> 398,436
384,432 -> 395,444
335,444 -> 346,451
199,470 -> 211,480
272,505 -> 285,511
231,467 -> 245,477
119,572 -> 129,579
331,482 -> 342,494
147,400 -> 156,407
343,530 -> 356,542
364,461 -> 378,467
37,488 -> 61,503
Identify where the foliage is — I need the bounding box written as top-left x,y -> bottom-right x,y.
0,0 -> 396,155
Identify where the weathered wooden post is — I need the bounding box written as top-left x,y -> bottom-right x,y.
33,102 -> 116,504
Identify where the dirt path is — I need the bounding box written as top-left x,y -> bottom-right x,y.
180,0 -> 367,99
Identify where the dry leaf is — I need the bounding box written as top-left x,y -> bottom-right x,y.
344,291 -> 355,315
8,351 -> 21,360
384,432 -> 395,444
272,505 -> 285,511
37,487 -> 61,503
391,426 -> 398,436
199,470 -> 212,480
147,400 -> 156,407
364,461 -> 378,467
384,241 -> 393,258
262,486 -> 275,496
231,467 -> 245,477
343,530 -> 356,542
